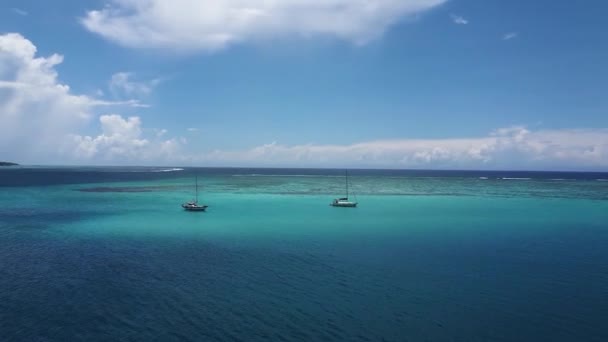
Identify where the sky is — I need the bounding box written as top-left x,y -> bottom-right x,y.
1,0 -> 607,170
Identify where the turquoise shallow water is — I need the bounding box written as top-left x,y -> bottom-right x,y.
1,167 -> 608,341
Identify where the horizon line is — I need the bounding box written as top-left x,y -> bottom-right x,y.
4,163 -> 608,173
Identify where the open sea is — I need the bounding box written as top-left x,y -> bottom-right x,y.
1,166 -> 607,341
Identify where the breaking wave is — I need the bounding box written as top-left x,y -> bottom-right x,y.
152,168 -> 185,173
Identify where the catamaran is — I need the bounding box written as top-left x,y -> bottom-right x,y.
331,170 -> 358,207
182,175 -> 208,211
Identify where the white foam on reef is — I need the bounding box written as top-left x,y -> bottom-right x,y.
123,167 -> 184,173
479,177 -> 489,180
231,174 -> 340,178
153,168 -> 184,172
501,177 -> 532,180
596,179 -> 608,182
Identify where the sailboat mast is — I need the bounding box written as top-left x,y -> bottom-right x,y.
195,175 -> 198,203
345,169 -> 349,198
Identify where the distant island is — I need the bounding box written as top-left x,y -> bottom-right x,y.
0,162 -> 19,166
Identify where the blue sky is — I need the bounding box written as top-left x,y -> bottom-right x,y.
1,0 -> 607,170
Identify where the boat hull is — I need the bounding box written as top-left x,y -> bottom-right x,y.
182,204 -> 208,211
330,201 -> 358,208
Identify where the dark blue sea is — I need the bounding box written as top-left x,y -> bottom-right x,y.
1,166 -> 607,341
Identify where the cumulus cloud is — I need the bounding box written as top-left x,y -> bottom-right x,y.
70,114 -> 186,163
0,33 -> 153,163
71,115 -> 148,159
81,0 -> 447,51
450,14 -> 468,25
1,33 -> 96,160
110,72 -> 160,97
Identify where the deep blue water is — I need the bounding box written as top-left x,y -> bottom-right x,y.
1,166 -> 607,341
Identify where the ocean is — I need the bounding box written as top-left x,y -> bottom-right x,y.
1,166 -> 607,341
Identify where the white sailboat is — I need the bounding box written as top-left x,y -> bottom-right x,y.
182,175 -> 208,211
330,170 -> 358,207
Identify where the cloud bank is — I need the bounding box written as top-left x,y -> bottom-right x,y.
69,120 -> 608,170
194,127 -> 608,170
81,0 -> 447,51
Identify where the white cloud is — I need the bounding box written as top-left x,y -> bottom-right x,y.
70,114 -> 185,163
61,123 -> 608,170
81,0 -> 447,51
0,33 -> 93,160
0,33 -> 149,163
110,72 -> 160,97
89,98 -> 149,108
503,32 -> 518,40
450,14 -> 468,25
190,127 -> 608,171
187,127 -> 199,132
155,128 -> 168,137
12,8 -> 28,16
71,114 -> 148,160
